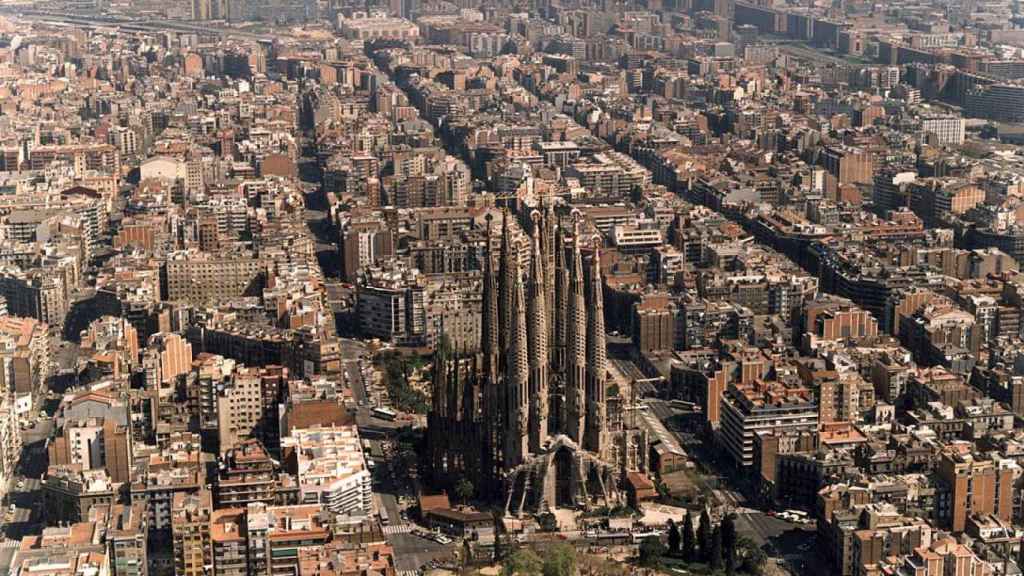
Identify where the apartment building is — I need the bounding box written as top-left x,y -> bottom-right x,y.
142,332 -> 193,394
49,391 -> 132,482
280,425 -> 372,517
172,490 -> 213,576
90,503 -> 149,576
27,143 -> 121,175
215,439 -> 297,508
0,314 -> 51,398
0,268 -> 68,325
720,379 -> 819,467
935,446 -> 1014,532
215,365 -> 287,454
802,296 -> 879,352
131,433 -> 205,532
162,252 -> 264,304
356,267 -> 427,345
42,466 -> 120,524
8,523 -> 111,576
821,145 -> 873,188
920,115 -> 966,146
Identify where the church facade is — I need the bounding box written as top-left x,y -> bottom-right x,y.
426,208 -> 649,516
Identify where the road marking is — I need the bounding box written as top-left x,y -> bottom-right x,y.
383,524 -> 413,535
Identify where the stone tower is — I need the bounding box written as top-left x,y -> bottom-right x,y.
584,243 -> 608,457
504,253 -> 529,469
527,212 -> 549,454
564,214 -> 587,445
481,214 -> 501,482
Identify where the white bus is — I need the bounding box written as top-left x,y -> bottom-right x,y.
372,406 -> 397,421
631,530 -> 663,543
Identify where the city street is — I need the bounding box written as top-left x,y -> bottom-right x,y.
301,193 -> 341,280
0,415 -> 54,573
339,338 -> 368,404
733,511 -> 817,575
387,532 -> 453,573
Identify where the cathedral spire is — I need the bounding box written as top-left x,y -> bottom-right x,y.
564,211 -> 587,446
542,204 -> 556,362
551,214 -> 569,433
504,252 -> 530,469
498,209 -> 514,357
429,339 -> 450,476
481,213 -> 501,481
461,347 -> 477,425
584,240 -> 608,456
446,340 -> 459,425
432,338 -> 449,419
527,211 -> 549,454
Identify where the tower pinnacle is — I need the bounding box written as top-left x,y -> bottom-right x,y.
527,211 -> 549,454
584,238 -> 608,456
564,210 -> 587,446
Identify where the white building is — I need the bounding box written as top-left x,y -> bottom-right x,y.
920,115 -> 966,146
281,425 -> 372,517
337,14 -> 420,41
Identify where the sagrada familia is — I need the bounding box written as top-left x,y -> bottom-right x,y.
426,208 -> 649,516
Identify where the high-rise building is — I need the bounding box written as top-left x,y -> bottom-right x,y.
720,379 -> 819,467
935,448 -> 1014,532
821,145 -> 874,188
280,425 -> 372,517
920,115 -> 966,146
172,490 -> 213,576
143,332 -> 192,394
965,83 -> 1024,123
91,503 -> 150,576
339,215 -> 394,282
48,391 -> 132,484
162,252 -> 264,304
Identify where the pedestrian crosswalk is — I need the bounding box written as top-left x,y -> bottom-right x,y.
396,571 -> 419,576
382,523 -> 413,535
1,539 -> 19,549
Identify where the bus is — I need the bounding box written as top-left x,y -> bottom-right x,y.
378,507 -> 390,526
670,399 -> 698,410
595,532 -> 631,545
631,530 -> 663,543
372,407 -> 397,421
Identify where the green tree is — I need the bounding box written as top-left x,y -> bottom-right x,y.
698,508 -> 711,563
502,548 -> 543,576
667,519 -> 681,557
542,543 -> 576,576
454,478 -> 474,502
682,512 -> 696,562
722,514 -> 737,575
741,544 -> 768,575
638,536 -> 666,568
710,525 -> 723,571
